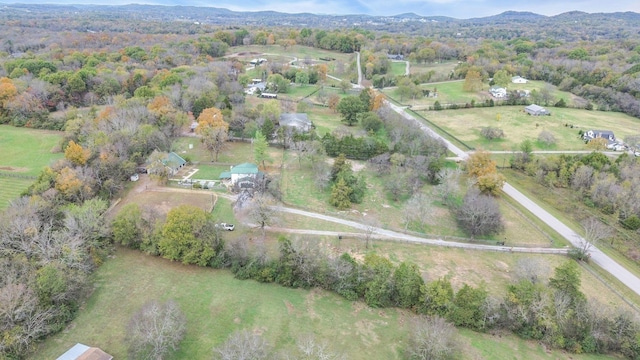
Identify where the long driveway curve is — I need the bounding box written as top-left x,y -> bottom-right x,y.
385,99 -> 640,298
273,206 -> 567,255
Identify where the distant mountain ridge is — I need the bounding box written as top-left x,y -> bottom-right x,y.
0,3 -> 638,34
0,2 -> 637,21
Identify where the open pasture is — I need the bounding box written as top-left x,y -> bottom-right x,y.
0,177 -> 33,209
0,125 -> 63,176
31,246 -> 622,360
0,125 -> 64,208
419,106 -> 640,151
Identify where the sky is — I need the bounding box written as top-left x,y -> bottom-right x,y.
2,0 -> 639,18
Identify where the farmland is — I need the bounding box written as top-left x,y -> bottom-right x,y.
0,125 -> 64,208
31,245 -> 621,360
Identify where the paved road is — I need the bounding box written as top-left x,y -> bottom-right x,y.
385,99 -> 640,298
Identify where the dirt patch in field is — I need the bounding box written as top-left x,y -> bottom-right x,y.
305,288 -> 321,319
284,300 -> 297,315
354,319 -> 383,347
0,166 -> 28,172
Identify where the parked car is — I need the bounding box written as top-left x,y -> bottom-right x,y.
635,151 -> 640,157
216,223 -> 235,231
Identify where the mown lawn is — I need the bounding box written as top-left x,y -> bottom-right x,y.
0,125 -> 63,176
0,125 -> 64,208
31,247 -> 622,360
0,177 -> 33,209
419,106 -> 640,151
389,61 -> 407,76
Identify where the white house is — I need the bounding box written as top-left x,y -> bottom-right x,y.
583,130 -> 615,143
219,163 -> 263,188
489,86 -> 507,98
511,76 -> 528,84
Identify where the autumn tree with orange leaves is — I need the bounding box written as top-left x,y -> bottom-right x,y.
465,150 -> 505,195
196,107 -> 228,133
65,140 -> 91,166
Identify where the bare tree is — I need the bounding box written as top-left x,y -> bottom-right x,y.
248,193 -> 278,239
405,315 -> 459,360
126,299 -> 186,360
456,189 -> 503,238
513,258 -> 550,284
201,127 -> 228,162
280,333 -> 346,360
571,165 -> 595,193
480,127 -> 504,141
362,216 -> 380,249
433,168 -> 461,205
213,330 -> 271,360
403,193 -> 434,231
538,130 -> 557,147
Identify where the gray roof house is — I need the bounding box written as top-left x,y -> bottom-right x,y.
57,343 -> 113,360
583,130 -> 615,143
524,104 -> 551,116
279,113 -> 313,132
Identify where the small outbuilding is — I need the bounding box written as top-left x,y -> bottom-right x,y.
524,104 -> 550,116
57,343 -> 113,360
279,113 -> 313,132
511,76 -> 528,84
163,152 -> 187,175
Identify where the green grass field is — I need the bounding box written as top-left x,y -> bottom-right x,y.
0,177 -> 33,209
0,125 -> 63,176
385,79 -> 580,110
31,247 -> 621,360
0,125 -> 64,208
418,106 -> 640,151
389,61 -> 407,76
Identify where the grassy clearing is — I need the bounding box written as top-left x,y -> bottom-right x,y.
409,61 -> 458,79
418,106 -> 640,151
31,247 -> 621,360
0,125 -> 63,176
228,45 -> 355,76
190,164 -> 230,180
389,61 -> 407,76
0,177 -> 33,209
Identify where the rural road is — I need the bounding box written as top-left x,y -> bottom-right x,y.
385,99 -> 640,298
271,206 -> 567,254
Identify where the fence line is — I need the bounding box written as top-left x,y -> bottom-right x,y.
383,93 -> 474,151
0,172 -> 37,180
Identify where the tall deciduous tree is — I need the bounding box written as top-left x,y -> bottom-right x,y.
201,126 -> 228,161
159,205 -> 221,266
213,330 -> 271,360
126,299 -> 186,360
456,189 -> 503,237
253,130 -> 271,170
196,107 -> 228,133
405,316 -> 459,360
463,70 -> 483,92
337,96 -> 366,126
64,140 -> 90,166
465,150 -> 505,195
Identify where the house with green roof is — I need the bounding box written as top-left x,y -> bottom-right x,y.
163,152 -> 187,175
219,162 -> 262,188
